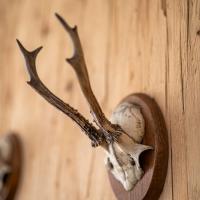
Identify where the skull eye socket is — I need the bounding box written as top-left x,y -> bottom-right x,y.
109,162 -> 114,169
130,158 -> 135,166
107,158 -> 114,170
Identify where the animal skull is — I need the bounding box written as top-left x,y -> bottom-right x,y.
105,102 -> 152,191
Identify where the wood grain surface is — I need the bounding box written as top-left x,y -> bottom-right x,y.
0,0 -> 199,200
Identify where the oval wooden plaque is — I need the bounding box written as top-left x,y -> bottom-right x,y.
108,93 -> 168,200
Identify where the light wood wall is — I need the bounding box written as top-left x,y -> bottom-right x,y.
0,0 -> 200,199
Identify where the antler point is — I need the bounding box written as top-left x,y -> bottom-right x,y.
16,39 -> 43,58
16,39 -> 29,54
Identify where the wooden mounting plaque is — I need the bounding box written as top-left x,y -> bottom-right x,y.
108,93 -> 169,200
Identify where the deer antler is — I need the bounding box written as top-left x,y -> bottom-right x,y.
17,13 -> 124,147
16,39 -> 103,147
55,13 -> 122,143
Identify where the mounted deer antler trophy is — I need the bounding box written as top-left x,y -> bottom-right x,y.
0,133 -> 22,200
17,13 -> 168,200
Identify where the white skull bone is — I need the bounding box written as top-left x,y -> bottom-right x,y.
105,102 -> 153,191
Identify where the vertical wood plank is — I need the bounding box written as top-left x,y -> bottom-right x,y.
166,0 -> 189,200
185,0 -> 200,199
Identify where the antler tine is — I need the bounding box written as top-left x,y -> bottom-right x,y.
55,13 -> 122,143
16,39 -> 104,147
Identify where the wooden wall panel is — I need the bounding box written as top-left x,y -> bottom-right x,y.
0,0 -> 199,199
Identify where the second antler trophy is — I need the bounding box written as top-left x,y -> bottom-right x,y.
17,13 -> 168,200
0,133 -> 22,200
